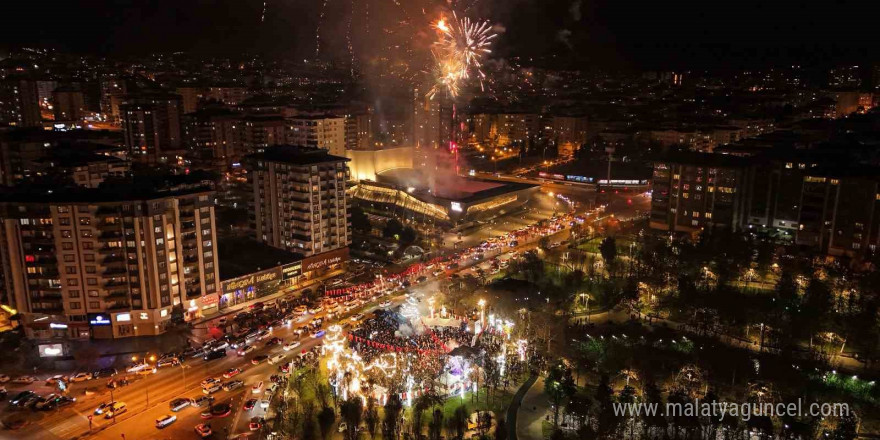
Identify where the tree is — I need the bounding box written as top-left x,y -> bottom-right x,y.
829,412 -> 858,440
495,417 -> 507,440
303,402 -> 318,440
545,361 -> 576,429
594,374 -> 618,438
365,397 -> 379,440
383,218 -> 404,239
351,206 -> 372,234
599,237 -> 617,267
383,394 -> 403,440
341,398 -> 364,440
448,405 -> 469,440
428,409 -> 444,440
318,406 -> 336,440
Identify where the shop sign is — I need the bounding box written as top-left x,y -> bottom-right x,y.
282,262 -> 302,280
302,248 -> 349,272
88,314 -> 111,326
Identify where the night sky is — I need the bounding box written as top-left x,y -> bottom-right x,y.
1,0 -> 877,70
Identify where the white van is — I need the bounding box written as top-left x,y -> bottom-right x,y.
268,353 -> 287,365
155,414 -> 177,428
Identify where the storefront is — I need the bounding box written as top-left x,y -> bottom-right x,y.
184,293 -> 221,321
218,248 -> 349,310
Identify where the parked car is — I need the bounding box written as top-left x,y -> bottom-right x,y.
194,423 -> 213,437
156,357 -> 179,368
204,349 -> 227,361
251,355 -> 268,365
268,353 -> 287,365
223,368 -> 241,379
9,391 -> 36,407
94,368 -> 118,378
202,383 -> 222,394
11,375 -> 36,384
169,398 -> 192,412
70,372 -> 93,382
222,380 -> 244,391
155,414 -> 177,429
237,345 -> 255,356
193,395 -> 215,407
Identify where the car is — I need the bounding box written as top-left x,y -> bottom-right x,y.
294,305 -> 308,315
379,300 -> 391,308
155,414 -> 177,428
190,395 -> 213,408
268,353 -> 287,365
169,398 -> 192,412
107,377 -> 131,389
70,372 -> 93,382
203,383 -> 221,394
0,374 -> 8,383
249,417 -> 265,431
265,337 -> 282,346
47,395 -> 75,409
94,367 -> 118,378
251,381 -> 263,394
244,398 -> 258,411
11,375 -> 36,384
9,391 -> 36,406
126,363 -> 150,373
308,306 -> 324,314
204,349 -> 227,361
45,375 -> 66,386
350,313 -> 364,322
265,383 -> 279,397
105,402 -> 127,419
194,423 -> 213,437
210,403 -> 232,418
156,357 -> 179,368
223,368 -> 241,379
237,345 -> 255,356
279,362 -> 292,373
136,367 -> 157,376
33,394 -> 58,410
283,340 -> 301,351
310,329 -> 325,338
201,377 -> 220,388
251,355 -> 268,365
223,380 -> 244,391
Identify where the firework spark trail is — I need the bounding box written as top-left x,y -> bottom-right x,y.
261,0 -> 268,22
316,0 -> 331,57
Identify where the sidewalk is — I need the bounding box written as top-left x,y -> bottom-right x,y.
516,376 -> 549,440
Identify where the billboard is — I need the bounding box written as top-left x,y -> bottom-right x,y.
39,343 -> 64,357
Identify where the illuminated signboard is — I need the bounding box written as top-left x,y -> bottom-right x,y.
39,343 -> 64,357
281,262 -> 302,281
450,202 -> 463,212
302,248 -> 349,273
222,267 -> 282,295
88,314 -> 111,326
50,323 -> 68,329
115,313 -> 131,322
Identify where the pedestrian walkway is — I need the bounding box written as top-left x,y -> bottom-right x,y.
516,375 -> 549,440
508,374 -> 537,440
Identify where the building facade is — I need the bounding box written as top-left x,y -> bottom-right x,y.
286,115 -> 346,157
246,146 -> 351,257
0,183 -> 220,340
120,93 -> 184,164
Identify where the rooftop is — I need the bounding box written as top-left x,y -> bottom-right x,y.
218,237 -> 303,280
0,174 -> 214,204
246,145 -> 349,166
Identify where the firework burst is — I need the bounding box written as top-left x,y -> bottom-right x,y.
428,11 -> 497,99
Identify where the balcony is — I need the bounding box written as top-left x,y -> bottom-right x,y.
99,230 -> 123,239
96,221 -> 120,230
32,292 -> 63,300
186,289 -> 201,298
181,221 -> 196,232
180,210 -> 195,220
98,246 -> 122,254
102,255 -> 125,264
32,304 -> 65,314
104,280 -> 127,288
106,302 -> 130,310
102,267 -> 127,276
105,290 -> 128,299
183,255 -> 199,263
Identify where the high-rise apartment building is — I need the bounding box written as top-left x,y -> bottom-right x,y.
649,153 -> 752,233
120,93 -> 184,164
286,115 -> 346,157
52,86 -> 86,122
246,146 -> 351,257
0,77 -> 42,127
0,180 -> 220,340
